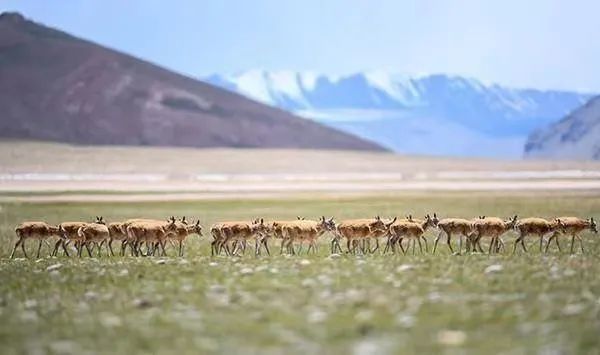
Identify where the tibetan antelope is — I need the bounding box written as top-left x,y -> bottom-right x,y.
166,217 -> 203,256
266,217 -> 306,255
78,221 -> 111,257
469,216 -> 518,254
11,222 -> 61,258
53,216 -> 104,257
280,216 -> 335,255
121,217 -> 174,256
545,217 -> 597,254
107,222 -> 128,256
512,218 -> 566,254
211,219 -> 268,256
334,216 -> 393,254
388,214 -> 437,254
384,215 -> 430,254
433,215 -> 476,254
126,218 -> 177,257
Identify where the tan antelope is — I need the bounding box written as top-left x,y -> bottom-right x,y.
166,217 -> 203,256
121,217 -> 174,256
468,216 -> 518,254
512,217 -> 566,254
280,216 -> 335,254
433,215 -> 476,254
10,222 -> 61,258
107,222 -> 128,256
335,216 -> 393,254
384,215 -> 431,254
388,214 -> 437,254
264,217 -> 306,255
126,218 -> 177,257
211,219 -> 268,256
78,222 -> 111,257
545,217 -> 597,254
53,216 -> 104,257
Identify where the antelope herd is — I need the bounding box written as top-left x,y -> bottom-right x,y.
8,214 -> 597,259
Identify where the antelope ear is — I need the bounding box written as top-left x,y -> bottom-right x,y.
434,213 -> 437,218
329,217 -> 334,223
260,218 -> 264,224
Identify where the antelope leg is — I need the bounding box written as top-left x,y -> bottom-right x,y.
10,237 -> 23,259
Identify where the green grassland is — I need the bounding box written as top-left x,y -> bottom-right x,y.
1,192 -> 599,354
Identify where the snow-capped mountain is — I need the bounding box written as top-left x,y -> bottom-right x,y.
205,70 -> 594,157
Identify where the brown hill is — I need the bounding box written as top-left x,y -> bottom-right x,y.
0,12 -> 384,151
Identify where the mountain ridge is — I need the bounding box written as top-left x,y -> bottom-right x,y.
0,12 -> 385,152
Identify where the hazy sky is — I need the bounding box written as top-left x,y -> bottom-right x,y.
3,0 -> 600,91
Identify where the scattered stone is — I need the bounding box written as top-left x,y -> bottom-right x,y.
208,284 -> 226,294
24,299 -> 38,309
49,340 -> 78,354
354,310 -> 374,322
328,253 -> 341,259
299,259 -> 311,266
269,268 -> 279,274
301,278 -> 316,287
254,265 -> 268,272
118,269 -> 129,277
84,291 -> 98,301
99,313 -> 122,327
20,310 -> 38,322
562,303 -> 585,316
240,267 -> 254,275
155,259 -> 167,265
133,298 -> 153,309
181,284 -> 193,292
209,262 -> 219,267
395,314 -> 415,328
46,263 -> 63,272
307,310 -> 327,324
396,264 -> 415,272
437,330 -> 466,346
484,264 -> 504,274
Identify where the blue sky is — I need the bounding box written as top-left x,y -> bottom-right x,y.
2,0 -> 600,92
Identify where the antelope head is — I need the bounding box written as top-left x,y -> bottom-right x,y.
590,217 -> 597,234
180,216 -> 188,225
371,215 -> 387,231
505,215 -> 518,229
252,218 -> 267,236
95,216 -> 105,225
190,219 -> 203,237
319,216 -> 336,231
424,214 -> 438,229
